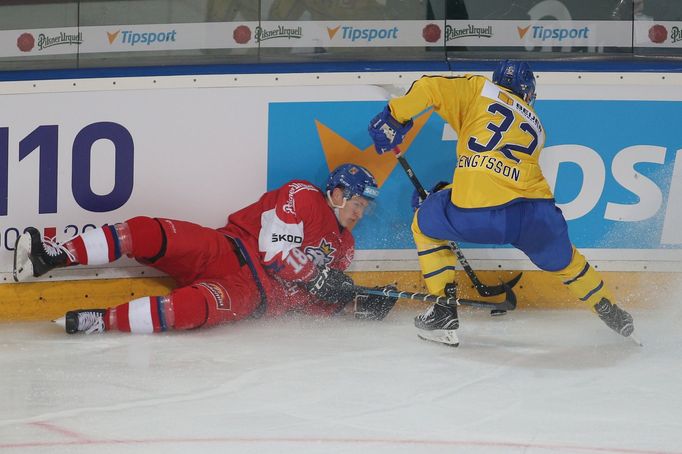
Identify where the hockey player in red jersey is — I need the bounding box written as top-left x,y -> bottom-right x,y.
13,164 -> 397,334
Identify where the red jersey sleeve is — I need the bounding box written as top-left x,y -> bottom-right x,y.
258,181 -> 324,283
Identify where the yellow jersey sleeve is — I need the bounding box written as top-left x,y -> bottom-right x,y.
389,75 -> 553,209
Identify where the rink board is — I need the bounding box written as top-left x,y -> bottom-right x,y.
0,70 -> 681,319
0,270 -> 674,321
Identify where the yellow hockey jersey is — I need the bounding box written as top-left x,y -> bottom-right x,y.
389,75 -> 553,209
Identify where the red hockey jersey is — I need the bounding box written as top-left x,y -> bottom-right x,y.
219,180 -> 355,317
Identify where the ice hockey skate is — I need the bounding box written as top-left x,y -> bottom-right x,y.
594,298 -> 635,338
54,309 -> 107,334
414,303 -> 460,347
13,227 -> 71,282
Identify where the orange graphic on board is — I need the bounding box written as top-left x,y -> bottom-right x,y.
316,109 -> 433,187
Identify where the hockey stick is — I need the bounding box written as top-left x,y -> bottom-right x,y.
393,148 -> 523,297
354,284 -> 517,311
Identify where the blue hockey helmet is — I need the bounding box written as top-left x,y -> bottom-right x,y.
492,60 -> 537,105
326,164 -> 379,201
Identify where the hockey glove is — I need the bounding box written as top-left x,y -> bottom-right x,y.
368,105 -> 413,155
354,285 -> 399,321
411,181 -> 451,210
306,266 -> 356,306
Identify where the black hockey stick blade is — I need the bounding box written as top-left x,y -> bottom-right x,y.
457,284 -> 517,311
475,272 -> 523,297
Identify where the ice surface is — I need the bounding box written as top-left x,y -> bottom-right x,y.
1,303 -> 681,454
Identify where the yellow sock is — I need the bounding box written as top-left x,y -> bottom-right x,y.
412,213 -> 456,296
549,246 -> 613,309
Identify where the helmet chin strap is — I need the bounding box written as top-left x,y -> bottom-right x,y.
327,190 -> 347,222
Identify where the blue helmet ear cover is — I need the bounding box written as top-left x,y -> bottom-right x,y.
492,60 -> 536,104
326,164 -> 380,201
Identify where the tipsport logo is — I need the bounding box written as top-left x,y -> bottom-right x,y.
326,25 -> 398,42
106,29 -> 177,46
518,25 -> 590,41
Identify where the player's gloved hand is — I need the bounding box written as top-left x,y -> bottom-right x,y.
411,181 -> 450,210
306,266 -> 356,306
354,285 -> 399,321
368,105 -> 413,154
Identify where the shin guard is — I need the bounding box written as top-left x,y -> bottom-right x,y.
550,247 -> 614,309
412,214 -> 456,296
114,296 -> 172,333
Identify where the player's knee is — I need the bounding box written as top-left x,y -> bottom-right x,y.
410,212 -> 422,237
550,247 -> 586,280
170,286 -> 211,330
550,248 -> 613,307
171,282 -> 243,330
125,216 -> 165,259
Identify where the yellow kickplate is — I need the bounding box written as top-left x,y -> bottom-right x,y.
0,270 -> 673,321
0,277 -> 175,321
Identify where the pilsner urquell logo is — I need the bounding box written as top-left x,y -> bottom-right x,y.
37,31 -> 83,50
255,25 -> 303,42
671,26 -> 682,43
445,24 -> 493,42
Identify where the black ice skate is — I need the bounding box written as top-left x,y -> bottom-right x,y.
414,303 -> 460,347
594,298 -> 634,338
13,227 -> 71,282
54,309 -> 107,334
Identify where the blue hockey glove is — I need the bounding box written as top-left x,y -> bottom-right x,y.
411,181 -> 450,210
368,105 -> 413,155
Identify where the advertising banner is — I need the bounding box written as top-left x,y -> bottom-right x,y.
1,77 -> 681,281
268,99 -> 682,254
2,19 -> 664,58
0,84 -> 388,280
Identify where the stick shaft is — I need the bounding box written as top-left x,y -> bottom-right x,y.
355,286 -> 516,311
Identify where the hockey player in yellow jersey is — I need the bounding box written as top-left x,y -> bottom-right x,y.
368,60 -> 636,346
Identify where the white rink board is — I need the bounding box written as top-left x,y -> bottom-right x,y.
1,70 -> 682,281
0,81 -> 392,281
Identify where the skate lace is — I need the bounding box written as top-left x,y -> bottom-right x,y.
79,312 -> 105,334
42,236 -> 76,262
419,304 -> 436,321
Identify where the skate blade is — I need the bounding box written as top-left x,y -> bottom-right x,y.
12,233 -> 33,282
629,332 -> 643,347
417,329 -> 460,347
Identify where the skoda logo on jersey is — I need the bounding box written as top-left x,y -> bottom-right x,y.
271,233 -> 303,244
305,239 -> 335,267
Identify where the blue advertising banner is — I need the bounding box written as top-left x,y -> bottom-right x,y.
268,99 -> 682,251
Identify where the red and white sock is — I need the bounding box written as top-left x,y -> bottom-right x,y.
63,223 -> 133,265
110,296 -> 174,333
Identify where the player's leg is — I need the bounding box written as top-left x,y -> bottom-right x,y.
513,201 -> 634,337
13,217 -> 158,281
411,196 -> 462,346
60,275 -> 262,335
411,213 -> 457,296
14,216 -> 226,285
